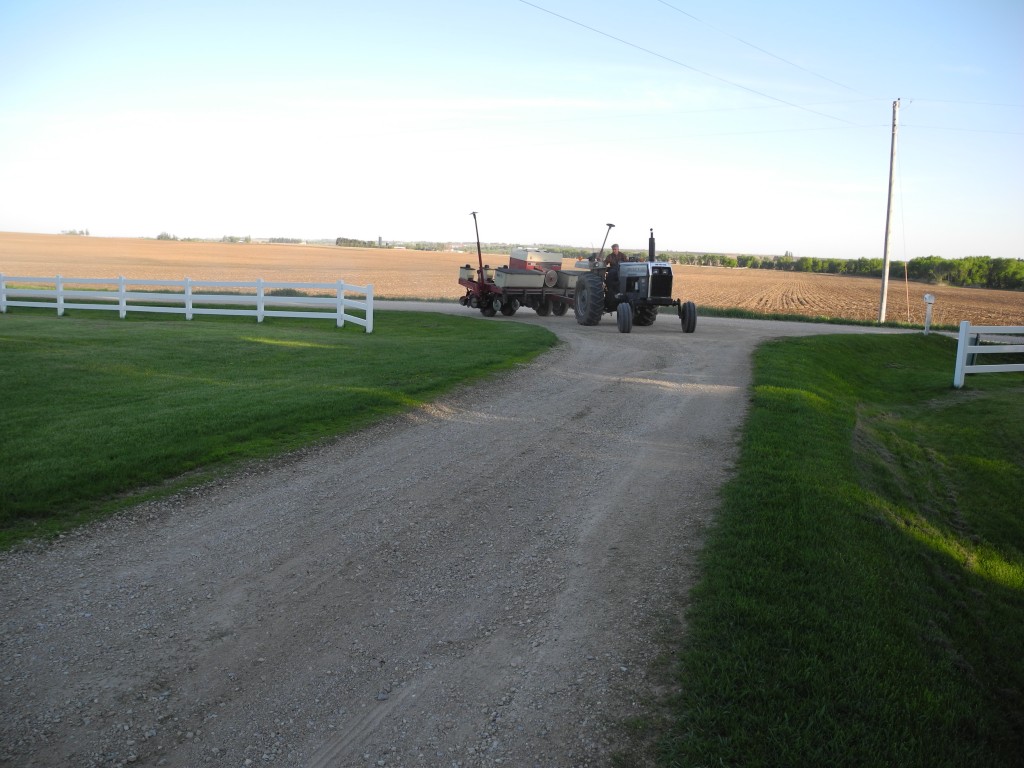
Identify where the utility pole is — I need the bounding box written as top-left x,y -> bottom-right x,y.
878,98 -> 900,323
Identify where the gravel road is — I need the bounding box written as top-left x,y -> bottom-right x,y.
0,308 -> 905,767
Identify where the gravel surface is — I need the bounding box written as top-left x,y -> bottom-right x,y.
0,309 -> 906,767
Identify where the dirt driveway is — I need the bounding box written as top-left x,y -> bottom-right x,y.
0,309 -> 906,767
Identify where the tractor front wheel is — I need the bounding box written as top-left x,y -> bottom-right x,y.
616,302 -> 633,333
573,273 -> 604,326
680,300 -> 696,333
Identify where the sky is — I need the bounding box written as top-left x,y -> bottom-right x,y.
0,0 -> 1022,260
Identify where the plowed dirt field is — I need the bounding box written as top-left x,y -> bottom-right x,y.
2,232 -> 1021,326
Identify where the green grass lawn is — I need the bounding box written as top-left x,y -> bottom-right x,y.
655,333 -> 1023,767
0,310 -> 557,546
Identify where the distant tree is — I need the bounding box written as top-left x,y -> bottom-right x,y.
949,256 -> 993,287
987,258 -> 1024,290
858,257 -> 885,276
904,254 -> 1022,290
907,255 -> 948,282
156,232 -> 178,240
335,237 -> 379,247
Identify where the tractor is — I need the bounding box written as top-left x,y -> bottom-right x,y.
572,224 -> 697,334
458,215 -> 697,333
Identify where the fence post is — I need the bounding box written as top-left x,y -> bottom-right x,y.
56,274 -> 64,317
336,280 -> 346,328
0,273 -> 6,314
365,284 -> 374,333
923,294 -> 934,335
953,320 -> 970,388
257,278 -> 265,323
118,275 -> 127,319
185,277 -> 193,320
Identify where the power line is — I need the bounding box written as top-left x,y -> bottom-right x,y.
902,124 -> 1024,135
653,0 -> 864,95
911,99 -> 1024,108
515,0 -> 859,125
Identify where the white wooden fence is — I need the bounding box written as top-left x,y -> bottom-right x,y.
953,321 -> 1024,388
0,274 -> 373,332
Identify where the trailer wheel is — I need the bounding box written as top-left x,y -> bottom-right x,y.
616,302 -> 633,333
535,299 -> 552,316
500,301 -> 518,316
551,301 -> 568,317
634,305 -> 658,326
481,303 -> 496,317
573,273 -> 604,326
680,300 -> 697,333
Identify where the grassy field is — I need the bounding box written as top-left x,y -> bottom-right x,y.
2,231 -> 1022,326
0,310 -> 557,546
653,334 -> 1023,767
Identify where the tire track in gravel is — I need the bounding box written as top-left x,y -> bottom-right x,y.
0,309 -> 909,768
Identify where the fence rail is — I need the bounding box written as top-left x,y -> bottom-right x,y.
0,274 -> 373,332
953,321 -> 1024,388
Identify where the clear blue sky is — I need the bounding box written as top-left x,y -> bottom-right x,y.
1,0 -> 1021,259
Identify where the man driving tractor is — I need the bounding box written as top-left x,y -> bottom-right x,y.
605,243 -> 623,292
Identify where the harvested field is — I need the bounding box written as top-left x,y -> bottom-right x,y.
674,265 -> 1024,327
2,232 -> 1021,326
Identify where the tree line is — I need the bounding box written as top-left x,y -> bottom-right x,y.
335,237 -> 380,247
902,255 -> 1024,290
475,244 -> 1021,290
620,251 -> 1023,291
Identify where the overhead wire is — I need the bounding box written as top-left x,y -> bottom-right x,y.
910,99 -> 1024,108
515,0 -> 860,125
901,125 -> 1024,135
653,0 -> 865,95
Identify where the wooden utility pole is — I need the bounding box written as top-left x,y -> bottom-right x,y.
879,98 -> 900,323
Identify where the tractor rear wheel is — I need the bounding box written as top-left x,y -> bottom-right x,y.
616,302 -> 633,333
634,305 -> 658,326
573,273 -> 604,326
680,300 -> 697,333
